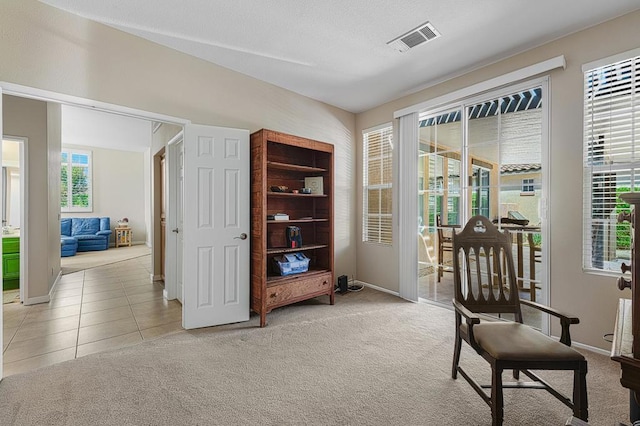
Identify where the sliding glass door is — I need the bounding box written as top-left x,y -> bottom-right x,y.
417,83 -> 546,329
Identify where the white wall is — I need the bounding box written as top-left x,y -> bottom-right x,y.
356,10 -> 640,349
0,0 -> 357,297
61,145 -> 146,245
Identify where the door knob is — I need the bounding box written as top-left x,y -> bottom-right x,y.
234,233 -> 247,240
172,228 -> 179,233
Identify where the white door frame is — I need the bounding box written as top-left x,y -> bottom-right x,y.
163,131 -> 183,301
1,135 -> 28,303
0,85 -> 4,381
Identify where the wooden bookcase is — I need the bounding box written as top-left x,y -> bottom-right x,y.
250,129 -> 334,327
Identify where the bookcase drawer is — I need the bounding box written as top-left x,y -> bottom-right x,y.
266,272 -> 332,308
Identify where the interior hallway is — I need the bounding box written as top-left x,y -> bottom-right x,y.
2,254 -> 182,376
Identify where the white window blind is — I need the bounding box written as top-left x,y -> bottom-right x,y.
363,125 -> 393,245
61,149 -> 93,212
583,52 -> 640,273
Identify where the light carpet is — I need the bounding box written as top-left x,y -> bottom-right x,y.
0,289 -> 629,425
60,245 -> 151,275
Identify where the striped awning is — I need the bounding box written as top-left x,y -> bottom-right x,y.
419,88 -> 542,127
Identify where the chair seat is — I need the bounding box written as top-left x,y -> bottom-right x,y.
472,322 -> 585,362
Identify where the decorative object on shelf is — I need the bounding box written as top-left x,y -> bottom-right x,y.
117,217 -> 129,227
304,177 -> 323,195
286,226 -> 302,248
267,213 -> 289,221
270,185 -> 288,193
300,188 -> 312,194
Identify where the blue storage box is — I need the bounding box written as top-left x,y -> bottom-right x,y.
273,252 -> 310,276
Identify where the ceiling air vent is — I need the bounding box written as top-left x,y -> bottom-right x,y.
387,21 -> 441,53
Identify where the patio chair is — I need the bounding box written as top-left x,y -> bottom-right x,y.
451,215 -> 588,426
436,214 -> 454,282
527,231 -> 542,301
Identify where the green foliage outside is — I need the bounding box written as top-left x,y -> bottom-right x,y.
61,165 -> 89,208
616,187 -> 635,250
72,166 -> 89,207
61,166 -> 68,208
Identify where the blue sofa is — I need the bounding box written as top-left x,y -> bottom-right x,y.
61,217 -> 111,256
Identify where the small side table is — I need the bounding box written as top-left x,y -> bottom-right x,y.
115,227 -> 132,247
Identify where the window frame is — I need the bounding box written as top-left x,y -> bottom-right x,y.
61,148 -> 93,213
582,48 -> 640,275
363,124 -> 393,245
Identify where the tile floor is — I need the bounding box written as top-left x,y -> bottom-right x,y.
2,254 -> 182,377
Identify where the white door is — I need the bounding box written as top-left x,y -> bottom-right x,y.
176,140 -> 184,303
182,124 -> 250,329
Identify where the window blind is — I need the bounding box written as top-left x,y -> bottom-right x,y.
583,52 -> 640,273
363,125 -> 393,245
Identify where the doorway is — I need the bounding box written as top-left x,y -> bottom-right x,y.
416,81 -> 549,330
2,136 -> 27,305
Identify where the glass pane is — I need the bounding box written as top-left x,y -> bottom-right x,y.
382,155 -> 392,183
72,153 -> 89,165
367,189 -> 379,214
60,165 -> 68,208
71,165 -> 89,207
380,188 -> 392,214
368,159 -> 381,186
61,152 -> 68,163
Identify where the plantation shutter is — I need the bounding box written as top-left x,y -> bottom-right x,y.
363,125 -> 393,245
583,50 -> 640,273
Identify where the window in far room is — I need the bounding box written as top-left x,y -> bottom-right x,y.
363,124 -> 393,245
61,149 -> 92,212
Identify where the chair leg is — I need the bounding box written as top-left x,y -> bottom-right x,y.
451,328 -> 462,379
512,369 -> 519,380
573,362 -> 588,421
529,256 -> 536,302
491,366 -> 504,426
438,245 -> 443,282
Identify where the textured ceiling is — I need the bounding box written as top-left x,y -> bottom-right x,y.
39,0 -> 640,113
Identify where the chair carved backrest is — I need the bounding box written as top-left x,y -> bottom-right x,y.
452,215 -> 522,322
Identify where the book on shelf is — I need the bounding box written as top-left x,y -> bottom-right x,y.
267,213 -> 289,221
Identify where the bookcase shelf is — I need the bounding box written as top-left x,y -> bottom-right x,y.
251,129 -> 334,327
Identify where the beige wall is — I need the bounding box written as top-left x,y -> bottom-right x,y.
2,95 -> 52,302
61,145 -> 147,246
356,10 -> 640,349
0,1 -> 357,291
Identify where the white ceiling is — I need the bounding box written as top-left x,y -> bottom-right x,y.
40,0 -> 640,113
62,105 -> 152,152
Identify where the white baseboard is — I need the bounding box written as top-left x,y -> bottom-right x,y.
571,340 -> 610,356
356,280 -> 401,297
23,294 -> 51,306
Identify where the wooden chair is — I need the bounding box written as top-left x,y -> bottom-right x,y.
436,214 -> 454,282
451,215 -> 588,426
